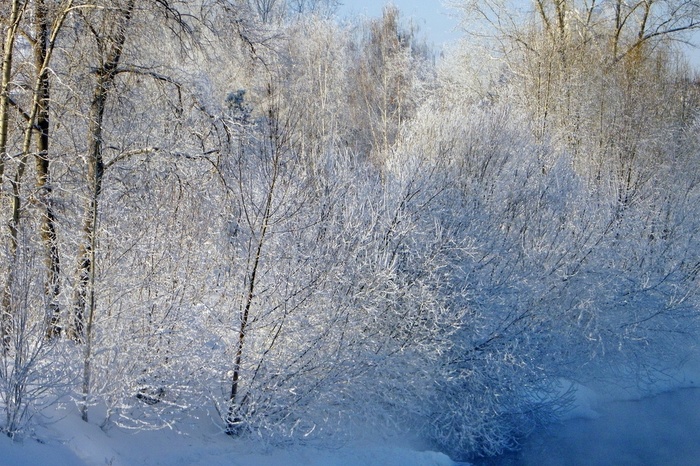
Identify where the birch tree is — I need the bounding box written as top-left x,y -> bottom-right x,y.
1,0 -> 75,351
349,5 -> 428,164
33,0 -> 63,339
456,0 -> 700,194
0,0 -> 28,352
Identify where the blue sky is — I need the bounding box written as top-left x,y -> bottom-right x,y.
337,1 -> 463,49
337,0 -> 700,68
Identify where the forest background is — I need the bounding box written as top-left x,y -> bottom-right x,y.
2,0 -> 700,461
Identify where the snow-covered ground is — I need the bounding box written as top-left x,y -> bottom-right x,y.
5,355 -> 700,465
478,353 -> 700,466
5,387 -> 700,466
0,405 -> 458,466
508,387 -> 700,466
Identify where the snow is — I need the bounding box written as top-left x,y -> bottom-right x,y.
502,387 -> 700,466
6,356 -> 700,466
0,434 -> 84,466
6,387 -> 700,466
0,405 -> 459,466
477,352 -> 700,465
5,355 -> 700,465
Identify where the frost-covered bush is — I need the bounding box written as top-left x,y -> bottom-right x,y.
395,94 -> 700,458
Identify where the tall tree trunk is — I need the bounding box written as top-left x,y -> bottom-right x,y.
32,0 -> 62,339
0,0 -> 27,353
0,0 -> 26,183
69,0 -> 135,423
2,0 -> 70,351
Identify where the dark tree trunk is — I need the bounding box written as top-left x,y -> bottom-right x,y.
68,0 -> 136,423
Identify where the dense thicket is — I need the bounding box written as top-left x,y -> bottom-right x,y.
1,0 -> 700,460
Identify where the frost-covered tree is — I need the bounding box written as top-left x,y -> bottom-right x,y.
397,43 -> 700,457
348,5 -> 430,164
1,0 -> 699,460
456,0 -> 700,191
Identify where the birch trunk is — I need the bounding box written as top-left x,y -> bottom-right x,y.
69,0 -> 135,423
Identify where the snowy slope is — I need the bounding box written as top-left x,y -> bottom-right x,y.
8,385 -> 700,466
479,352 -> 700,465
501,387 -> 700,466
0,407 -> 459,466
6,353 -> 700,466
